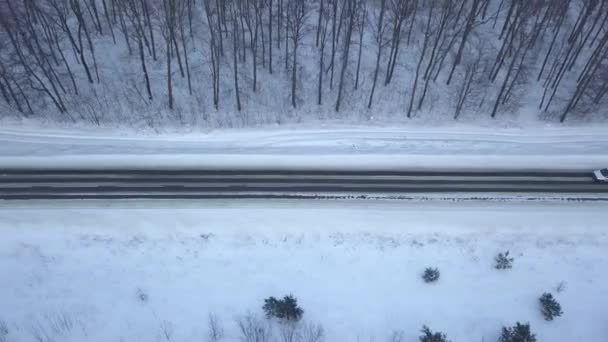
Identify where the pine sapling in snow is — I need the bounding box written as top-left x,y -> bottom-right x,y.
422,268 -> 440,283
136,288 -> 149,303
495,251 -> 514,269
263,295 -> 304,321
499,322 -> 536,342
539,293 -> 563,321
419,325 -> 450,342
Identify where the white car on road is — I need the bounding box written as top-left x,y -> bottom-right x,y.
593,168 -> 608,182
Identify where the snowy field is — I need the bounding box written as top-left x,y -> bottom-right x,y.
1,126 -> 608,170
1,200 -> 607,342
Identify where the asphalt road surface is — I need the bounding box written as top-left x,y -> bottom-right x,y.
0,169 -> 607,200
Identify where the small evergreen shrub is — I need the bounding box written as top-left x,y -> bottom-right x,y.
136,288 -> 149,303
419,325 -> 450,342
499,322 -> 536,342
539,293 -> 562,321
263,295 -> 304,321
422,268 -> 440,283
495,251 -> 514,269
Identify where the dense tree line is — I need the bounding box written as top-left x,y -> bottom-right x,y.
0,0 -> 607,126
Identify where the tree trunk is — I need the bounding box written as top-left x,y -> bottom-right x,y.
354,2 -> 365,90
316,0 -> 324,47
407,0 -> 433,118
269,0 -> 273,74
233,12 -> 242,112
329,0 -> 338,89
491,42 -> 525,118
118,2 -> 133,55
447,0 -> 480,85
138,31 -> 153,101
141,0 -> 157,61
335,0 -> 355,112
166,37 -> 173,110
102,0 -> 117,43
179,5 -> 192,96
368,0 -> 386,109
291,42 -> 297,108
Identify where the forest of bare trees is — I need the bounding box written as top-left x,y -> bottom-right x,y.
0,0 -> 607,127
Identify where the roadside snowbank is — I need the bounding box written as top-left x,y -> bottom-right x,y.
1,126 -> 607,170
2,153 -> 608,171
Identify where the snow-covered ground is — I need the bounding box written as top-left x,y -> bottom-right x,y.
1,126 -> 608,170
1,200 -> 607,342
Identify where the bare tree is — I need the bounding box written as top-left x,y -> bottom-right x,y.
328,0 -> 345,89
417,0 -> 457,110
0,60 -> 28,115
454,49 -> 484,119
446,0 -> 481,85
85,0 -> 103,34
287,0 -> 308,108
141,0 -> 157,61
207,313 -> 224,342
0,76 -> 11,108
0,1 -> 68,115
231,1 -> 242,112
491,30 -> 530,118
117,0 -> 133,55
317,0 -> 331,105
102,0 -> 117,44
384,0 -> 413,86
162,0 -> 178,110
388,330 -> 404,342
70,0 -> 100,83
368,0 -> 387,109
335,0 -> 355,112
251,0 -> 263,92
560,28 -> 608,122
46,0 -> 95,83
204,0 -> 222,109
269,0 -> 274,73
316,0 -> 324,47
407,0 -> 434,118
300,322 -> 324,342
279,322 -> 300,342
126,0 -> 153,101
354,0 -> 366,90
236,314 -> 271,342
178,0 -> 192,95
537,0 -> 570,82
